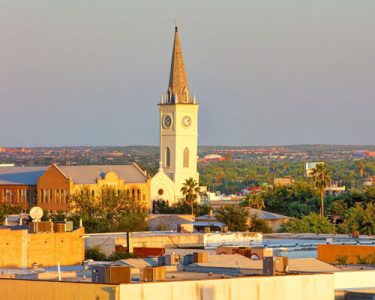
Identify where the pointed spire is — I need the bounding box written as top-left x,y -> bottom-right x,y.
168,25 -> 190,104
161,93 -> 165,104
192,93 -> 196,104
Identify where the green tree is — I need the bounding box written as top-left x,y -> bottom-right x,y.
215,205 -> 249,231
242,194 -> 265,210
261,182 -> 319,217
338,202 -> 375,235
0,204 -> 23,224
310,163 -> 331,217
280,213 -> 334,234
181,177 -> 201,215
249,214 -> 272,233
71,186 -> 148,233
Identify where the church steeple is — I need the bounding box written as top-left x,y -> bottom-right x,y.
167,26 -> 191,104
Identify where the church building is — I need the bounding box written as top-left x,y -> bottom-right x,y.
151,26 -> 200,208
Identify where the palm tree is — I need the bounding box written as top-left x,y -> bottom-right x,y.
310,163 -> 331,217
181,178 -> 200,215
243,193 -> 265,210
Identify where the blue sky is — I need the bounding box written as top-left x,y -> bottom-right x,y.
1,0 -> 374,146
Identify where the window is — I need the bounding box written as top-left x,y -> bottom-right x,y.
5,189 -> 14,202
165,147 -> 171,168
65,190 -> 69,203
183,147 -> 189,168
182,88 -> 189,103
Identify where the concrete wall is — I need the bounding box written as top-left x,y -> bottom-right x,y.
86,232 -> 263,255
129,233 -> 203,248
27,227 -> 85,267
85,234 -> 118,256
203,232 -> 262,248
119,274 -> 334,300
0,279 -> 118,300
0,227 -> 84,268
318,244 -> 375,264
334,270 -> 375,290
0,229 -> 27,268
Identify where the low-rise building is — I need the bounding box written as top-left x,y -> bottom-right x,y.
0,166 -> 46,209
37,163 -> 150,212
0,163 -> 151,212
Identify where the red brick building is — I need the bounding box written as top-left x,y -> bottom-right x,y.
0,167 -> 47,209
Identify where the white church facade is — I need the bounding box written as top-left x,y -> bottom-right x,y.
151,26 -> 200,208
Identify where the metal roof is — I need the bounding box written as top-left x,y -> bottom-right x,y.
0,166 -> 47,185
57,164 -> 148,184
247,208 -> 290,220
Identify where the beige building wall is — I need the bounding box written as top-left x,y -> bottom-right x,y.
119,274 -> 334,300
27,227 -> 85,267
0,229 -> 27,268
0,279 -> 118,300
0,273 -> 335,300
334,270 -> 375,290
0,227 -> 84,268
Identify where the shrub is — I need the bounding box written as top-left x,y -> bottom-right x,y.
107,252 -> 138,261
336,255 -> 349,265
356,256 -> 368,265
249,214 -> 272,233
85,247 -> 107,261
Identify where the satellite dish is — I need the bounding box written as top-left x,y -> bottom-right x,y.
30,206 -> 43,221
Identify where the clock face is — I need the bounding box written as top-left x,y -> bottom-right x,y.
163,115 -> 172,128
182,116 -> 192,127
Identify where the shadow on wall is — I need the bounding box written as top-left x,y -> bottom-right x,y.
101,286 -> 118,300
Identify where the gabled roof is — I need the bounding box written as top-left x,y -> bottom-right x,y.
247,208 -> 290,220
57,163 -> 148,184
0,166 -> 47,185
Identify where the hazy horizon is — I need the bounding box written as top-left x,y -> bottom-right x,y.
3,143 -> 375,149
1,0 -> 374,147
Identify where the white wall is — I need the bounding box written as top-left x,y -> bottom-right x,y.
203,232 -> 263,248
120,274 -> 334,300
334,270 -> 375,290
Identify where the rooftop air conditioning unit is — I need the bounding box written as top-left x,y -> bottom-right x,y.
142,266 -> 165,282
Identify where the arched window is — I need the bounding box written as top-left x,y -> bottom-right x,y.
165,147 -> 171,168
167,88 -> 172,103
183,147 -> 189,168
182,88 -> 189,103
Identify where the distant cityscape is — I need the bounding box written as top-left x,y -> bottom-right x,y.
2,144 -> 375,168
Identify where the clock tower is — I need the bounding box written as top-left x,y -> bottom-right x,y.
158,25 -> 199,202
